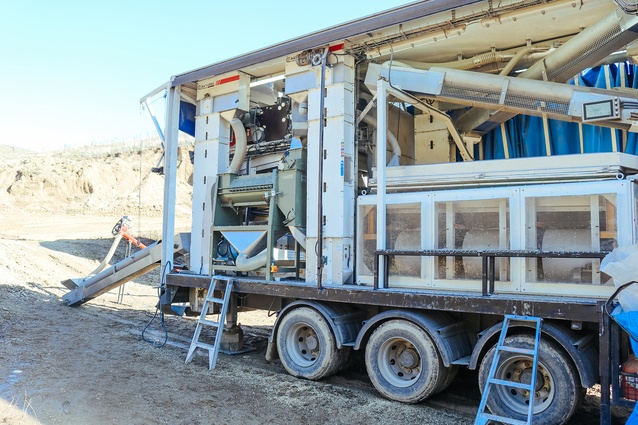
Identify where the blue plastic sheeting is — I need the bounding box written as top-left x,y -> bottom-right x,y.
612,305 -> 638,425
612,305 -> 638,354
179,102 -> 196,137
479,63 -> 638,159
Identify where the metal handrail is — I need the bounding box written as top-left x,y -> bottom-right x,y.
374,249 -> 609,294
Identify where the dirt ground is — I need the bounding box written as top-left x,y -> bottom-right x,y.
0,144 -> 632,424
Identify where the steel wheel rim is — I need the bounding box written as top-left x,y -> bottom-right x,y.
494,356 -> 555,415
377,337 -> 422,387
285,323 -> 319,367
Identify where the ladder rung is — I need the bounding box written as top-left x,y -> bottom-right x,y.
488,378 -> 533,391
505,315 -> 542,324
194,342 -> 217,351
497,346 -> 536,356
205,296 -> 226,304
477,413 -> 528,425
199,319 -> 220,327
185,278 -> 233,370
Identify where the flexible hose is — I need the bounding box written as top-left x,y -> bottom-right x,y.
229,118 -> 247,174
88,233 -> 123,277
499,47 -> 539,76
235,250 -> 268,271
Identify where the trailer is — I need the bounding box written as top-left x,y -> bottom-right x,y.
129,1 -> 638,423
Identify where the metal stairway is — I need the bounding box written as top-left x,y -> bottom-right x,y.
185,277 -> 234,370
475,315 -> 543,425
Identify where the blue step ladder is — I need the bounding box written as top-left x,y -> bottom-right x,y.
185,277 -> 234,370
475,314 -> 543,425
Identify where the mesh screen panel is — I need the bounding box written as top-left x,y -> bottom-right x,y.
440,83 -> 570,116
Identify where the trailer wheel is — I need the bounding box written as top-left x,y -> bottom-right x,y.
365,320 -> 443,403
478,335 -> 581,425
276,307 -> 343,380
435,364 -> 458,394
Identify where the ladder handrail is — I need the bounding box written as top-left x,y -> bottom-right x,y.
185,277 -> 234,370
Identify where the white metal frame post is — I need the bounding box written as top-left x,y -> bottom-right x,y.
304,53 -> 356,285
161,85 -> 181,277
376,79 -> 388,286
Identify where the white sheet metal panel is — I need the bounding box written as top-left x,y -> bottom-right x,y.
305,75 -> 355,283
372,152 -> 638,190
191,113 -> 230,274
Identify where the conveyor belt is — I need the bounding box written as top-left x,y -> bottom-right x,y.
61,233 -> 189,307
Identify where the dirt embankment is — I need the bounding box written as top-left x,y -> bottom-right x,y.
0,141 -> 193,216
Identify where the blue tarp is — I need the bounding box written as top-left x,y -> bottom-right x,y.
480,63 -> 638,159
179,101 -> 196,137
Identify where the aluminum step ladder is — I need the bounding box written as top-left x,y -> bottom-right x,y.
185,277 -> 233,370
475,314 -> 543,425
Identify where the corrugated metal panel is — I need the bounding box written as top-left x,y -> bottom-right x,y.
171,0 -> 483,87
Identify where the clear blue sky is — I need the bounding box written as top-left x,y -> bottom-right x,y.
0,1 -> 410,151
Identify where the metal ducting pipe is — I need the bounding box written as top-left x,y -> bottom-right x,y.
229,117 -> 247,174
389,47 -> 550,76
289,226 -> 307,250
522,9 -> 638,82
234,227 -> 306,272
614,0 -> 638,14
498,47 -> 537,76
395,51 -> 513,71
456,9 -> 638,134
360,114 -> 401,166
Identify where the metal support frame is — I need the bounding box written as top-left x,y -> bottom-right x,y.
266,169 -> 279,281
316,52 -> 328,289
143,98 -> 166,145
376,79 -> 388,288
160,86 -> 180,280
372,76 -> 473,161
166,272 -> 603,322
599,300 -> 612,425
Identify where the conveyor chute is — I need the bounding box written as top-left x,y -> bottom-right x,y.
61,233 -> 189,307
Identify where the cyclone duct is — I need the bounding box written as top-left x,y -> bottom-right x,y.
455,9 -> 638,134
365,63 -> 638,132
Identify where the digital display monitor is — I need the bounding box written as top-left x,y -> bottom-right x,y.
583,99 -> 615,121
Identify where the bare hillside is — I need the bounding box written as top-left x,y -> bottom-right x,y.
0,142 -> 193,215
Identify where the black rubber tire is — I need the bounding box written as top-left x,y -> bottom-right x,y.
478,334 -> 582,425
365,320 -> 443,403
434,364 -> 459,394
276,307 -> 342,380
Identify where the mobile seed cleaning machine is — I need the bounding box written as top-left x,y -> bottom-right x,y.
64,0 -> 638,422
